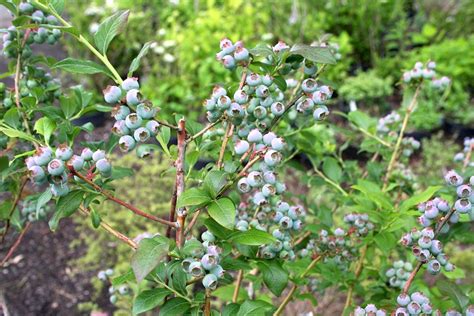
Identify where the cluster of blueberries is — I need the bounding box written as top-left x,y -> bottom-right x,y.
443,171 -> 474,220
377,111 -> 401,134
453,137 -> 474,168
26,145 -> 112,197
402,61 -> 450,90
343,213 -> 374,237
357,299 -> 474,316
181,231 -> 225,290
20,198 -> 51,222
97,269 -> 129,304
1,2 -> 62,59
385,260 -> 413,289
215,38 -> 250,70
103,78 -> 161,156
401,137 -> 421,157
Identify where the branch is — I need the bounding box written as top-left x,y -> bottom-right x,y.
313,167 -> 349,197
184,209 -> 201,236
216,122 -> 234,169
70,169 -> 177,227
186,118 -> 223,144
232,269 -> 244,303
175,119 -> 187,248
1,178 -> 28,243
462,142 -> 473,172
1,222 -> 31,267
342,244 -> 368,312
383,85 -> 421,190
204,289 -> 212,316
78,206 -> 137,249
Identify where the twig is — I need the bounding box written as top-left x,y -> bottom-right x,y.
186,118 -> 222,144
78,206 -> 137,249
383,85 -> 421,190
294,231 -> 311,246
1,222 -> 31,267
342,244 -> 368,312
232,270 -> 244,303
71,169 -> 177,227
462,143 -> 473,172
217,122 -> 233,169
175,119 -> 187,248
313,167 -> 349,197
184,210 -> 201,236
204,289 -> 212,316
356,127 -> 392,148
1,178 -> 28,243
273,255 -> 322,316
156,119 -> 178,130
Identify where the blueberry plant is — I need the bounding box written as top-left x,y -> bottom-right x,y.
0,1 -> 473,315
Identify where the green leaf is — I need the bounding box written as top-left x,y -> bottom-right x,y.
203,170 -> 227,198
36,188 -> 52,218
34,117 -> 56,144
374,231 -> 396,256
207,197 -> 236,229
59,96 -> 79,119
156,126 -> 171,157
94,10 -> 130,54
159,297 -> 190,315
399,186 -> 442,213
111,269 -> 134,287
129,41 -> 152,76
176,188 -> 212,208
0,0 -> 16,12
204,218 -> 233,240
257,260 -> 289,296
133,288 -> 171,315
322,157 -> 342,182
49,0 -> 65,14
273,76 -> 287,92
49,190 -> 84,231
0,156 -> 8,172
229,229 -> 275,246
131,236 -> 170,282
290,44 -> 336,64
52,58 -> 111,76
90,207 -> 101,228
0,124 -> 40,144
348,111 -> 373,131
222,303 -> 241,316
3,108 -> 20,128
249,43 -> 273,57
237,300 -> 274,316
437,279 -> 470,310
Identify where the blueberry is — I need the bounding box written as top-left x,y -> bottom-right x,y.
417,215 -> 432,227
455,199 -> 471,213
272,40 -> 289,53
31,10 -> 45,23
256,85 -> 269,98
279,216 -> 293,230
47,159 -> 65,176
136,103 -> 157,119
189,261 -> 204,277
292,220 -> 302,230
217,95 -> 231,110
55,145 -> 73,161
210,265 -> 225,278
201,231 -> 215,243
146,120 -> 160,136
263,171 -> 277,184
233,89 -> 248,105
247,129 -> 263,143
246,73 -> 261,86
118,285 -> 129,295
67,155 -> 85,171
125,113 -> 143,130
51,183 -> 69,197
436,199 -> 450,212
92,150 -> 106,162
103,85 -> 122,104
212,86 -> 227,99
430,239 -> 442,255
181,258 -> 195,272
421,227 -> 434,239
237,177 -> 251,193
119,135 -> 136,152
203,98 -> 216,111
95,158 -> 111,174
275,182 -> 286,194
264,150 -> 281,166
457,185 -> 472,198
260,96 -> 274,108
271,137 -> 285,151
302,78 -> 318,93
34,147 -> 53,166
97,270 -> 107,281
252,191 -> 267,205
262,75 -> 273,86
19,2 -> 34,14
25,157 -> 36,169
219,38 -> 235,54
121,77 -> 140,91
234,46 -> 249,62
253,106 -> 267,119
112,120 -> 130,136
394,307 -> 408,316
444,262 -> 455,271
134,127 -> 151,142
261,184 -> 275,197
407,302 -> 422,315
112,105 -> 130,120
424,204 -> 439,219
271,102 -> 285,116
444,170 -> 463,186
28,165 -> 46,183
126,89 -> 141,106
449,211 -> 460,223
201,254 -> 218,270
313,106 -> 329,121
418,249 -> 431,262
81,148 -> 94,161
229,102 -> 244,118
263,132 -> 277,146
222,55 -> 236,70
365,304 -> 377,314
354,307 -> 365,316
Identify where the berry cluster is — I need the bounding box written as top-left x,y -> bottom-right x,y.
181,231 -> 224,290
26,145 -> 112,197
377,111 -> 401,134
97,269 -> 129,304
395,292 -> 433,315
385,260 -> 413,289
2,2 -> 62,59
104,78 -> 161,156
354,304 -> 387,316
343,213 -> 374,237
402,61 -> 450,90
215,38 -> 250,70
401,137 -> 421,157
20,199 -> 51,222
453,137 -> 474,167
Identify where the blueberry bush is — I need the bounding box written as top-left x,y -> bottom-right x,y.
0,1 -> 473,315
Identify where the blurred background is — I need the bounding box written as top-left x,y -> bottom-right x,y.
0,0 -> 473,315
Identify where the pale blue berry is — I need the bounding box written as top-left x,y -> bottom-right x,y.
263,132 -> 276,146
119,135 -> 136,152
264,150 -> 281,166
126,89 -> 140,106
253,106 -> 267,119
210,265 -> 225,278
28,165 -> 46,183
34,147 -> 53,166
271,102 -> 285,116
136,103 -> 157,119
189,261 -> 204,277
233,89 -> 248,104
55,145 -> 73,161
237,177 -> 251,193
261,184 -> 275,197
219,38 -> 235,54
212,86 -> 226,99
67,155 -> 84,171
271,137 -> 285,151
201,231 -> 215,243
454,199 -> 471,213
263,171 -> 277,184
247,129 -> 263,143
313,106 -> 329,121
256,85 -> 269,98
262,74 -> 273,86
217,95 -> 231,110
103,85 -> 122,104
427,259 -> 441,275
444,170 -> 463,186
92,150 -> 106,162
81,148 -> 94,161
112,120 -> 130,136
95,158 -> 111,174
51,183 -> 69,197
201,254 -> 218,270
47,159 -> 65,176
296,98 -> 314,113
125,113 -> 143,130
456,185 -> 472,198
246,73 -> 261,86
253,191 -> 267,205
407,302 -> 422,315
394,308 -> 408,316
302,78 -> 318,93
279,216 -> 293,230
234,46 -> 249,62
112,105 -> 130,120
222,55 -> 236,69
444,262 -> 455,271
134,127 -> 151,142
121,77 -> 139,91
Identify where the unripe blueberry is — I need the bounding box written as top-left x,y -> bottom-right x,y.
394,307 -> 408,316
292,220 -> 302,230
95,158 -> 111,174
217,95 -> 231,110
444,262 -> 455,272
181,258 -> 195,272
444,170 -> 463,186
201,231 -> 215,243
67,155 -> 85,171
212,86 -> 226,99
133,127 -> 151,143
34,147 -> 53,166
47,159 -> 65,176
31,10 -> 44,23
256,85 -> 269,98
247,129 -> 263,143
234,46 -> 249,62
385,268 -> 396,278
449,211 -> 459,223
264,150 -> 281,166
28,165 -> 46,183
407,302 -> 422,315
112,120 -> 130,136
430,239 -> 442,255
118,285 -> 129,295
137,103 -> 157,119
418,235 -> 432,249
263,132 -> 276,146
263,171 -> 277,184
455,199 -> 471,213
203,98 -> 216,111
404,262 -> 413,271
55,145 -> 73,161
253,191 -> 267,205
189,261 -> 204,277
119,135 -> 136,152
103,85 -> 122,104
97,270 -> 107,281
126,89 -> 141,106
271,137 -> 285,151
125,113 -> 143,130
51,183 -> 69,197
271,101 -> 285,116
46,15 -> 58,25
296,98 -> 314,113
246,73 -> 261,86
19,2 -> 34,14
427,259 -> 441,275
80,148 -> 94,161
25,157 -> 36,169
229,103 -> 244,118
92,150 -> 106,162
233,89 -> 248,105
302,78 -> 318,93
112,105 -> 130,121
279,216 -> 293,230
201,254 -> 218,270
261,183 -> 275,197
418,249 -> 431,262
275,182 -> 286,194
121,77 -> 139,91
109,295 -> 117,304
210,265 -> 225,278
313,106 -> 329,121
393,260 -> 404,269
237,177 -> 251,193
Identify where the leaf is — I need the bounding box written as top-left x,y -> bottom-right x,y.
49,0 -> 65,14
229,229 -> 276,246
0,124 -> 39,144
437,279 -> 470,310
348,111 -> 373,131
322,157 -> 342,182
0,0 -> 16,12
94,10 -> 130,54
34,117 -> 56,144
129,41 -> 152,76
0,156 -> 8,172
131,236 -> 170,282
290,44 -> 336,64
207,197 -> 236,229
399,186 -> 442,213
111,269 -> 134,287
159,297 -> 190,315
249,43 -> 273,57
52,58 -> 111,77
133,288 -> 171,315
49,190 -> 84,231
257,260 -> 289,296
90,207 -> 101,228
374,231 -> 396,256
204,218 -> 233,240
222,303 -> 241,316
273,76 -> 287,92
176,188 -> 212,208
203,170 -> 227,198
237,300 -> 274,316
36,188 -> 52,218
3,108 -> 20,128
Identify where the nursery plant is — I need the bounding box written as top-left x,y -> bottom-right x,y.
0,1 -> 473,315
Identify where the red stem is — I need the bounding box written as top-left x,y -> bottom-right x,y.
1,222 -> 31,267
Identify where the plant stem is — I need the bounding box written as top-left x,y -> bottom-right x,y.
462,142 -> 473,172
1,222 -> 31,267
217,122 -> 233,170
357,127 -> 392,148
154,276 -> 192,303
273,255 -> 322,316
383,86 -> 421,190
1,178 -> 28,243
232,270 -> 244,303
71,169 -> 177,227
184,209 -> 201,236
204,289 -> 212,316
313,167 -> 349,197
175,119 -> 187,248
186,118 -> 223,144
342,244 -> 368,312
78,206 -> 137,249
